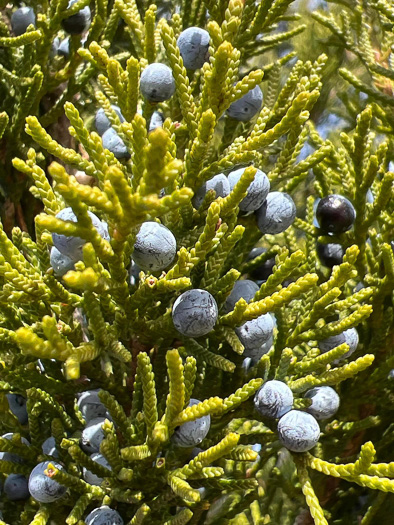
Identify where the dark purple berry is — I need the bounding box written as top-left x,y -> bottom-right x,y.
61,0 -> 91,35
316,194 -> 355,234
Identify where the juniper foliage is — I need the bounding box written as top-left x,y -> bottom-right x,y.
0,0 -> 393,523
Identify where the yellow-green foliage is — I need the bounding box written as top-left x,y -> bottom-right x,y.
0,0 -> 393,524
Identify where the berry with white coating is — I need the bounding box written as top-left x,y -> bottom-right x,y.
177,27 -> 210,70
80,417 -> 106,454
85,506 -> 124,525
42,437 -> 59,459
172,399 -> 211,447
304,386 -> 340,420
4,474 -> 29,500
149,111 -> 164,133
244,333 -> 274,362
172,289 -> 218,338
50,37 -> 60,58
366,188 -> 374,203
100,221 -> 110,242
133,221 -> 177,272
316,194 -> 356,234
77,390 -> 109,423
11,7 -> 35,36
6,394 -> 28,425
62,0 -> 91,34
254,380 -> 293,418
50,246 -> 75,277
256,192 -> 296,234
235,313 -> 274,351
140,63 -> 175,102
228,167 -> 270,212
28,461 -> 67,503
52,208 -> 108,262
223,279 -> 259,314
102,128 -> 130,160
318,327 -> 359,361
94,105 -> 125,136
317,242 -> 344,268
227,86 -> 263,122
277,410 -> 320,452
192,174 -> 230,209
82,453 -> 112,485
58,38 -> 70,58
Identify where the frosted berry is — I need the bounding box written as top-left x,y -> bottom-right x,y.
77,390 -> 109,423
50,37 -> 60,58
6,394 -> 28,425
192,173 -> 230,209
247,247 -> 275,282
227,86 -> 263,122
304,386 -> 340,420
318,327 -> 359,361
223,279 -> 259,314
140,63 -> 175,102
235,313 -> 274,351
62,0 -> 91,34
101,221 -> 110,241
50,246 -> 75,277
42,437 -> 59,459
317,242 -> 344,268
177,27 -> 210,70
172,289 -> 218,338
80,417 -> 106,454
256,192 -> 296,234
354,281 -> 366,293
85,506 -> 124,525
172,399 -> 211,447
52,207 -> 108,262
83,453 -> 112,485
0,433 -> 30,465
28,461 -> 67,503
228,167 -> 270,212
4,474 -> 29,501
149,111 -> 164,133
11,7 -> 36,36
277,410 -> 320,452
316,194 -> 356,234
133,221 -> 177,272
254,380 -> 293,418
102,128 -> 130,160
244,333 -> 273,362
58,38 -> 70,58
94,105 -> 125,136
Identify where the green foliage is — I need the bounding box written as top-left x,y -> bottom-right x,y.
0,0 -> 393,523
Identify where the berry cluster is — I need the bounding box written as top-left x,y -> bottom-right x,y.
10,1 -> 91,60
315,194 -> 356,268
254,380 -> 340,452
1,389 -> 211,518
